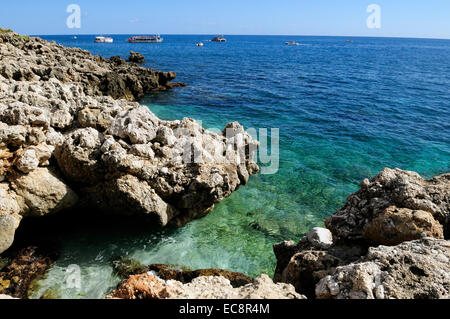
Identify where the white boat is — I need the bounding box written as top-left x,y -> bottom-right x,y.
73,36 -> 77,40
285,41 -> 300,46
95,36 -> 114,43
128,35 -> 163,43
196,42 -> 204,47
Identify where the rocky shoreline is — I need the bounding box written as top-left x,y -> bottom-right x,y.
273,168 -> 449,299
104,168 -> 449,300
0,28 -> 259,263
0,29 -> 449,300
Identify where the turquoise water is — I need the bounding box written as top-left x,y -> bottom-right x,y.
29,35 -> 450,298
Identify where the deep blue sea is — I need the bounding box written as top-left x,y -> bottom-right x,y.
31,34 -> 450,298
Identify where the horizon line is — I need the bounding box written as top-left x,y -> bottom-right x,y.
30,33 -> 450,41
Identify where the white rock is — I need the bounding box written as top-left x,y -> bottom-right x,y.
15,149 -> 39,173
306,227 -> 333,249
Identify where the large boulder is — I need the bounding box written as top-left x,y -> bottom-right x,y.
10,167 -> 78,217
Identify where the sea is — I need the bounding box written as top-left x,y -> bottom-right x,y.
25,34 -> 449,298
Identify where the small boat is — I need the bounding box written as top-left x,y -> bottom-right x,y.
211,36 -> 226,42
196,42 -> 204,47
73,36 -> 77,40
285,41 -> 300,46
94,36 -> 113,43
128,35 -> 163,43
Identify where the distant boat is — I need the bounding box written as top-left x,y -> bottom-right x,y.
95,36 -> 113,43
346,40 -> 354,43
73,36 -> 77,40
285,41 -> 300,46
196,42 -> 204,47
128,35 -> 163,43
211,36 -> 226,42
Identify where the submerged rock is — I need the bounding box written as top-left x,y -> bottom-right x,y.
0,246 -> 56,298
0,30 -> 259,254
107,273 -> 305,299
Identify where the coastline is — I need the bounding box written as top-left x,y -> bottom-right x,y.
0,29 -> 449,299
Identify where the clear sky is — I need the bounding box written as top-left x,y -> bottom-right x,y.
1,0 -> 449,39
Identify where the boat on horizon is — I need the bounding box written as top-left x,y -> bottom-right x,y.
285,41 -> 300,46
211,36 -> 226,42
128,35 -> 163,43
196,42 -> 204,47
94,36 -> 113,43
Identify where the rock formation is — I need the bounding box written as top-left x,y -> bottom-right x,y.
111,258 -> 253,288
0,29 -> 259,254
127,51 -> 146,64
108,272 -> 305,299
274,168 -> 449,299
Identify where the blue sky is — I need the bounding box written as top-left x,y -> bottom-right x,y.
1,0 -> 450,38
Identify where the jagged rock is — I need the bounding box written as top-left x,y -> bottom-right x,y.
273,236 -> 365,297
15,149 -> 39,173
107,273 -> 305,299
145,264 -> 253,288
315,238 -> 450,299
0,30 -> 258,254
281,250 -> 340,298
326,168 -> 450,243
128,51 -> 145,64
363,206 -> 444,245
274,169 -> 449,299
110,258 -> 253,288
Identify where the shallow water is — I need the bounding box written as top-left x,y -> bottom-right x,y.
29,34 -> 450,298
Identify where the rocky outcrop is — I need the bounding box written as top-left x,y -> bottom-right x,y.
107,273 -> 305,299
0,30 -> 259,254
316,238 -> 450,299
111,258 -> 253,288
274,168 -> 449,299
128,51 -> 145,64
326,168 -> 449,242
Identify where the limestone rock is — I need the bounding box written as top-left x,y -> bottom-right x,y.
108,273 -> 305,299
10,167 -> 78,217
0,30 -> 258,254
15,149 -> 39,173
315,238 -> 450,299
0,213 -> 22,255
363,206 -> 444,245
326,168 -> 450,242
128,51 -> 146,64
